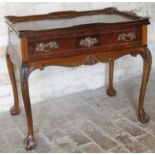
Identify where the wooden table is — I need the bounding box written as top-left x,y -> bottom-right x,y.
5,7 -> 152,150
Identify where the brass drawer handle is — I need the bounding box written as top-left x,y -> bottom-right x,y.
79,37 -> 98,47
36,41 -> 58,52
118,32 -> 136,42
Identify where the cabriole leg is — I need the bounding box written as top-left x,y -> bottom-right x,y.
138,48 -> 152,123
107,61 -> 116,97
20,64 -> 35,150
6,53 -> 20,115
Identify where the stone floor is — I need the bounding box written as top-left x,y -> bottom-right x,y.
0,71 -> 155,153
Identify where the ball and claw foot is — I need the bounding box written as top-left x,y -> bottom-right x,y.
138,110 -> 150,124
10,105 -> 20,115
107,88 -> 116,97
24,134 -> 36,150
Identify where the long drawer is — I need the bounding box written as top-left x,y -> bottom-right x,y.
27,26 -> 142,60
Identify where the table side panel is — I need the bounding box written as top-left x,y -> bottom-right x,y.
9,28 -> 21,56
8,28 -> 22,65
142,25 -> 148,46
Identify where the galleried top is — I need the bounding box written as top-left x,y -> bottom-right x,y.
5,7 -> 149,37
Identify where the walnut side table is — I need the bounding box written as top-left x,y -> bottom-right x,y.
5,7 -> 152,150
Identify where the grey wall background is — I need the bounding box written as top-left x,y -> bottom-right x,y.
0,2 -> 155,112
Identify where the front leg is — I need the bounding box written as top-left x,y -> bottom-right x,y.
6,53 -> 20,115
20,64 -> 36,150
107,61 -> 116,96
138,48 -> 152,123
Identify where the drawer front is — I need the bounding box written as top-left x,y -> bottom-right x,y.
27,27 -> 142,60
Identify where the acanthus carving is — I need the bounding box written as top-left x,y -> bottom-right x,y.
67,55 -> 116,67
84,55 -> 113,64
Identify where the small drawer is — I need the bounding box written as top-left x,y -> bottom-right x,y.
27,37 -> 75,60
104,28 -> 142,49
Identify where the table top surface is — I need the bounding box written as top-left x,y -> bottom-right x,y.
14,14 -> 135,31
5,7 -> 149,35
